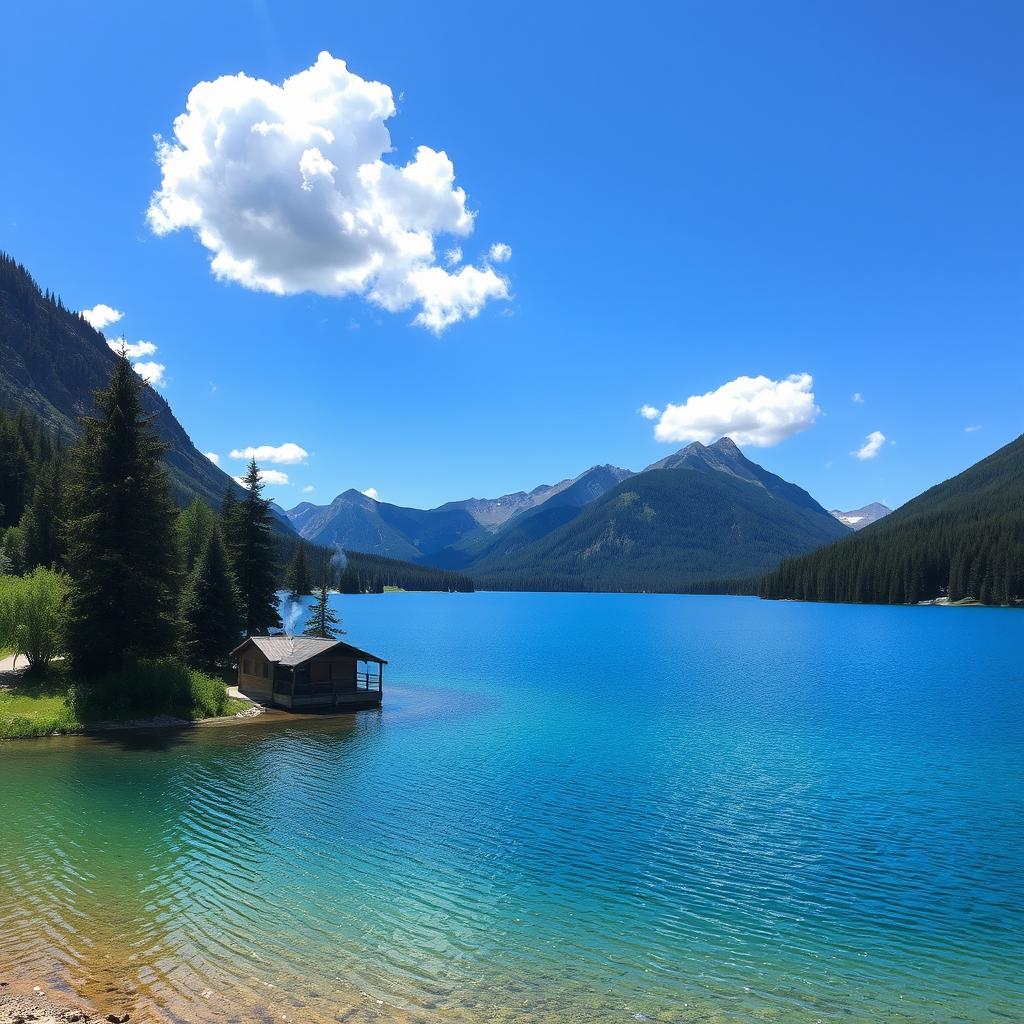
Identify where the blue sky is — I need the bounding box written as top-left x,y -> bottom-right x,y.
2,1 -> 1021,511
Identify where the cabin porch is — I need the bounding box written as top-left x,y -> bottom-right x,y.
271,659 -> 383,710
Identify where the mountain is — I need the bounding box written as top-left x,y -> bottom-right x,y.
762,434 -> 1024,605
287,489 -> 479,560
0,252 -> 265,515
470,438 -> 849,591
287,463 -> 632,562
829,502 -> 892,530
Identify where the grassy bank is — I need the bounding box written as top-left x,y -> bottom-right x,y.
0,658 -> 249,740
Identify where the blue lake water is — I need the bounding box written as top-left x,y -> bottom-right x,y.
1,593 -> 1022,1023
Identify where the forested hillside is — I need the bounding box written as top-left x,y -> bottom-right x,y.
0,252 -> 254,510
473,464 -> 848,592
761,434 -> 1024,605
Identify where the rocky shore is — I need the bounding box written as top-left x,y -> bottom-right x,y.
0,982 -> 127,1024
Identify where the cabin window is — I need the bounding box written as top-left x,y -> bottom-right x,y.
243,658 -> 251,674
262,662 -> 269,678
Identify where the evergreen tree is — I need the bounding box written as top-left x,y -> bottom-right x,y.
180,525 -> 242,672
63,353 -> 180,676
233,459 -> 282,635
21,456 -> 64,568
302,580 -> 345,639
284,541 -> 312,597
177,498 -> 215,576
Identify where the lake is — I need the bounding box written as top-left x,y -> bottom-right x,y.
1,593 -> 1021,1023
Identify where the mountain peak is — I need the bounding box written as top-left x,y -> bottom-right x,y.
709,436 -> 741,454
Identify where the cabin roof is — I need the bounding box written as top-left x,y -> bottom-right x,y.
230,635 -> 387,667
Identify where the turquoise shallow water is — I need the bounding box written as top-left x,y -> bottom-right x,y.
1,593 -> 1022,1023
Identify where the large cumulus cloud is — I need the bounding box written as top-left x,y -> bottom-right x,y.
147,52 -> 510,332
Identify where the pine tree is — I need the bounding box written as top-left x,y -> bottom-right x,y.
284,541 -> 312,597
233,459 -> 282,635
63,353 -> 180,676
177,498 -> 215,576
302,580 -> 345,639
180,525 -> 242,672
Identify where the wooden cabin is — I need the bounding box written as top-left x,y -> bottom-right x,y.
231,636 -> 386,710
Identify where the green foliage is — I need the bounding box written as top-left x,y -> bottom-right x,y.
339,551 -> 475,593
470,468 -> 848,593
179,525 -> 242,672
177,498 -> 216,576
63,353 -> 181,676
0,405 -> 65,572
285,540 -> 313,597
223,460 -> 282,635
73,657 -> 231,720
761,434 -> 1024,605
0,566 -> 69,670
302,580 -> 345,639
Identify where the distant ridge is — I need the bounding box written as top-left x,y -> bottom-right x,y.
829,502 -> 892,530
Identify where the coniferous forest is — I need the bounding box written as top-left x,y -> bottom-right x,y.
761,433 -> 1024,605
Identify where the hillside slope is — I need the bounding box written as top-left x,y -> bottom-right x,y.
0,252 -> 257,512
762,434 -> 1024,604
472,445 -> 848,591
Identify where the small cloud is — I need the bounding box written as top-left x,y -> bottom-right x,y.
229,443 -> 309,465
825,459 -> 833,468
108,338 -> 157,359
234,468 -> 290,487
852,430 -> 886,460
81,303 -> 123,330
652,373 -> 820,448
362,487 -> 379,500
852,392 -> 864,404
209,381 -> 218,394
488,242 -> 512,263
638,404 -> 661,421
301,484 -> 315,493
964,424 -> 982,433
132,360 -> 167,387
445,246 -> 463,266
204,451 -> 220,465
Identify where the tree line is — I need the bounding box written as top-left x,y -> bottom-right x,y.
0,354 -> 286,709
760,434 -> 1024,606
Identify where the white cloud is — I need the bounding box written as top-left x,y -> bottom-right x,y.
147,51 -> 510,332
132,360 -> 167,387
236,469 -> 290,486
204,451 -> 220,465
229,443 -> 309,464
81,303 -> 123,330
852,430 -> 886,460
362,487 -> 379,500
651,373 -> 820,448
106,335 -> 167,387
445,246 -> 462,266
107,338 -> 158,359
852,392 -> 864,404
488,242 -> 512,263
964,424 -> 982,433
302,484 -> 315,493
638,404 -> 661,421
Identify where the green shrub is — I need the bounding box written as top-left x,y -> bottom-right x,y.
0,567 -> 68,670
75,657 -> 231,720
189,669 -> 229,718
